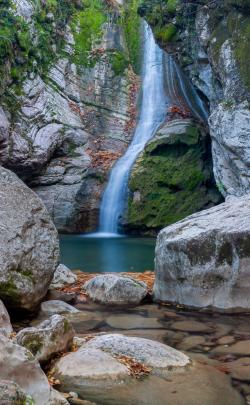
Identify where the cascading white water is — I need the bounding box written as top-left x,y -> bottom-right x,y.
99,23 -> 166,235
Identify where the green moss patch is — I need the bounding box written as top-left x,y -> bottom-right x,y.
71,0 -> 107,68
127,121 -> 222,234
121,0 -> 141,74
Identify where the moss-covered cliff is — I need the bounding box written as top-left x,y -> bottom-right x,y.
0,0 -> 142,233
126,119 -> 221,235
139,0 -> 250,200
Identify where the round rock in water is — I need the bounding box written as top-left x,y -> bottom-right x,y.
53,333 -> 190,398
84,334 -> 190,377
40,300 -> 79,317
83,274 -> 148,306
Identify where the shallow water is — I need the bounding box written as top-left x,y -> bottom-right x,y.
59,235 -> 156,273
67,301 -> 250,405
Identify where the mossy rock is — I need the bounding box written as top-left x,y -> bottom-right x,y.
127,120 -> 222,234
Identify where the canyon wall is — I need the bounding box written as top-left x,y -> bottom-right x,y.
0,0 -> 140,232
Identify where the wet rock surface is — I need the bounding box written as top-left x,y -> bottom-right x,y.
154,194 -> 250,310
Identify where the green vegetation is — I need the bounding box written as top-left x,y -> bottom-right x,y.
0,278 -> 19,304
138,0 -> 180,47
154,23 -> 177,42
24,335 -> 43,355
0,0 -> 79,109
127,122 -> 221,233
121,0 -> 141,74
71,0 -> 107,68
108,50 -> 129,76
166,0 -> 179,14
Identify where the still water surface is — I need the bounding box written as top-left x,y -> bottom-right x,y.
59,234 -> 156,273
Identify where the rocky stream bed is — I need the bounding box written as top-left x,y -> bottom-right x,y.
9,270 -> 250,405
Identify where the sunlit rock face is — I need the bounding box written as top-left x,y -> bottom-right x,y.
154,194 -> 250,311
140,0 -> 250,199
0,1 -> 138,233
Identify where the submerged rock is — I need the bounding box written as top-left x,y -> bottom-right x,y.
0,300 -> 13,337
53,333 -> 245,405
54,347 -> 129,395
0,167 -> 59,311
83,334 -> 190,376
154,194 -> 250,310
83,274 -> 148,306
50,264 -> 77,290
16,315 -> 74,362
40,300 -> 79,317
53,333 -> 190,398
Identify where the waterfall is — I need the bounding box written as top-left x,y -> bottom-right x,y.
164,56 -> 208,122
98,23 -> 166,236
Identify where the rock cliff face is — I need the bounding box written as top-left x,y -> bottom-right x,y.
0,0 -> 140,232
139,0 -> 250,198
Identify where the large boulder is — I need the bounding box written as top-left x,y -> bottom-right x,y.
0,166 -> 59,311
154,195 -> 250,310
16,315 -> 74,363
0,335 -> 52,405
0,300 -> 13,337
83,274 -> 148,306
